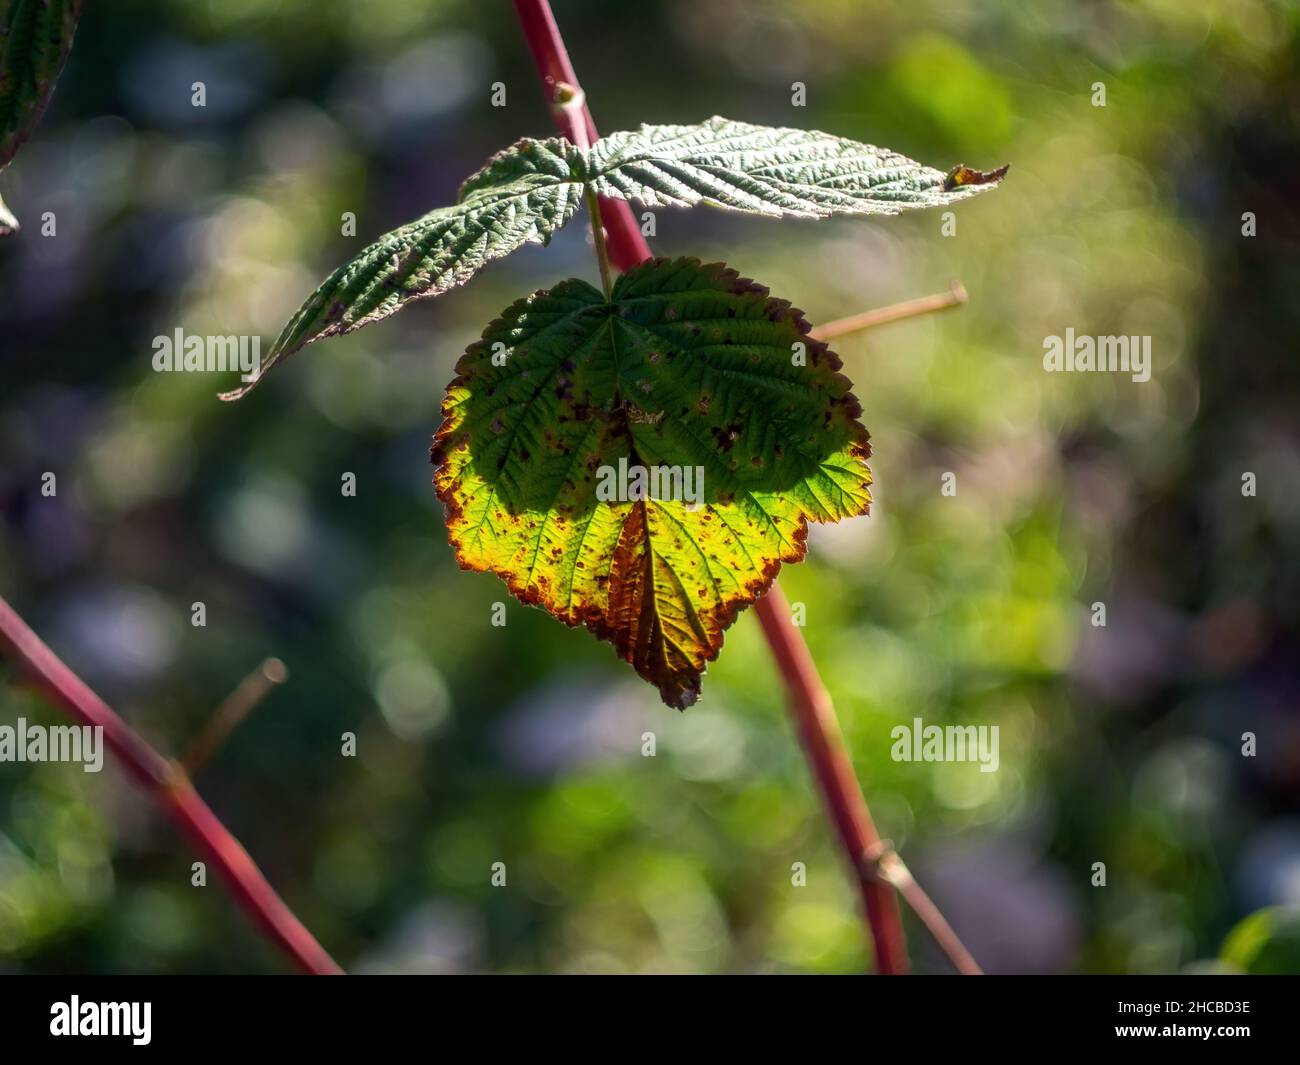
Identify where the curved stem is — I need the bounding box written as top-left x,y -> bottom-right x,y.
0,595 -> 343,975
752,584 -> 910,973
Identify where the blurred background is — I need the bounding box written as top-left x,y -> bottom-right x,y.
0,0 -> 1297,974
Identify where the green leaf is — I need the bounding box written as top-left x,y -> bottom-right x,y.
239,115 -> 1005,399
586,115 -> 1006,218
432,257 -> 871,707
0,0 -> 83,236
220,136 -> 586,400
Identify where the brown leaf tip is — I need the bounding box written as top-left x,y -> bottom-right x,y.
943,163 -> 1011,191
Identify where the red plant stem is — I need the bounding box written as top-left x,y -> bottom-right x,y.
512,0 -> 652,270
752,584 -> 910,973
513,0 -> 912,974
0,595 -> 343,975
878,852 -> 981,975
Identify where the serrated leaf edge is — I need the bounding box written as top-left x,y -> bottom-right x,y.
430,256 -> 871,706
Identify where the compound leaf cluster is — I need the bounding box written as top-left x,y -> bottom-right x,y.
235,115 -> 1006,705
228,117 -> 1006,398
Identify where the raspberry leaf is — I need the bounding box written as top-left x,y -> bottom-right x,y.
586,116 -> 1006,218
432,257 -> 871,707
238,116 -> 1005,399
221,137 -> 587,400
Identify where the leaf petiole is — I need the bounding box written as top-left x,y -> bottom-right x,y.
584,184 -> 614,300
551,83 -> 615,301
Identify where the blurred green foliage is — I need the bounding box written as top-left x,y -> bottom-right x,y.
0,0 -> 1297,973
1221,907 -> 1300,974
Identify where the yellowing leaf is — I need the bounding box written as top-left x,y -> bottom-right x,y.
432,257 -> 871,707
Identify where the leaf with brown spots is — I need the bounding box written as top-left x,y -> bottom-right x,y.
432,257 -> 871,707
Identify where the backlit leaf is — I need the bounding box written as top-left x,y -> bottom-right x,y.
587,116 -> 1006,218
432,257 -> 871,707
236,117 -> 1004,398
221,136 -> 586,400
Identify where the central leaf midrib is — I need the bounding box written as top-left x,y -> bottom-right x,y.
603,312 -> 625,406
603,309 -> 674,678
